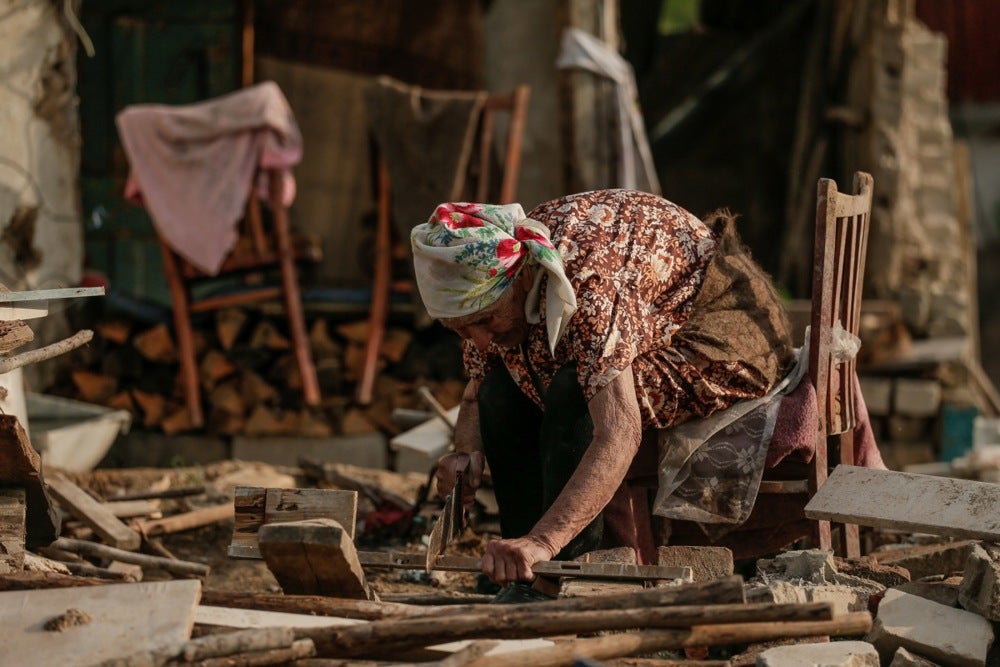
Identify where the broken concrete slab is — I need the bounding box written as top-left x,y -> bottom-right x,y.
657,545 -> 733,582
835,556 -> 911,588
866,588 -> 994,666
896,577 -> 962,608
757,640 -> 879,666
957,542 -> 1000,621
751,550 -> 885,612
889,647 -> 944,666
747,580 -> 871,615
0,580 -> 200,665
805,466 -> 1000,542
872,541 -> 976,581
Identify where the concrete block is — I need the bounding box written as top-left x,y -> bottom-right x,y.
657,545 -> 733,582
232,433 -> 387,470
860,376 -> 893,417
748,580 -> 868,615
893,379 -> 942,418
958,542 -> 1000,620
866,588 -> 993,667
757,641 -> 878,667
895,577 -> 962,609
889,647 -> 944,666
757,549 -> 837,584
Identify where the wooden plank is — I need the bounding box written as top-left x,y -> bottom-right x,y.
104,499 -> 161,519
805,465 -> 1000,541
358,551 -> 692,582
0,579 -> 199,666
0,415 -> 59,548
0,286 -> 104,302
195,604 -> 363,629
46,473 -> 141,550
258,518 -> 375,600
0,303 -> 47,321
0,487 -> 26,572
228,486 -> 357,559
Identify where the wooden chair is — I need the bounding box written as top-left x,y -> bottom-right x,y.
159,168 -> 322,428
758,170 -> 874,558
356,85 -> 531,404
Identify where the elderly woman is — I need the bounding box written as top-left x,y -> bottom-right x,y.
411,189 -> 796,602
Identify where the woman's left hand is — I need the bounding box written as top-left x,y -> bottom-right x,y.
481,536 -> 555,585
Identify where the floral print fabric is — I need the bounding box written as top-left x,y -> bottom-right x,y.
463,189 -> 784,430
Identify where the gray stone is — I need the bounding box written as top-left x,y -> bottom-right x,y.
873,541 -> 976,581
889,647 -> 943,666
866,589 -> 993,667
895,577 -> 962,608
757,640 -> 878,667
757,549 -> 837,584
747,580 -> 870,615
657,545 -> 733,582
958,542 -> 1000,621
835,556 -> 911,588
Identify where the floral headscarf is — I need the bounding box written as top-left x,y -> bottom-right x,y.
411,202 -> 577,355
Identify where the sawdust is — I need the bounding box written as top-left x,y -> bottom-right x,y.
44,608 -> 92,631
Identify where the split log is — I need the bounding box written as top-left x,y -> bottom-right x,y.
259,519 -> 374,600
243,404 -> 298,436
51,537 -> 210,578
200,350 -> 237,390
46,472 -> 141,550
137,503 -> 232,537
161,405 -> 196,436
460,613 -> 874,667
216,308 -> 248,350
209,379 -> 245,416
112,485 -> 206,502
200,589 -> 413,621
182,627 -> 294,662
249,320 -> 291,350
70,368 -> 117,404
240,371 -> 280,407
132,389 -> 166,428
300,601 -> 833,658
191,639 -> 315,667
105,390 -> 136,414
61,560 -> 136,582
132,323 -> 177,363
96,318 -> 131,345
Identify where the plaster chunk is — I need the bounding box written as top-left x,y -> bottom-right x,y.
757,640 -> 879,667
889,647 -> 943,666
866,589 -> 993,667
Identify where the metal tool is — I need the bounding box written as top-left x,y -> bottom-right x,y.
424,469 -> 465,571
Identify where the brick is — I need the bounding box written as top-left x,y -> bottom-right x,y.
656,545 -> 732,582
866,589 -> 993,666
958,542 -> 1000,620
893,379 -> 942,418
859,377 -> 893,416
758,641 -> 878,667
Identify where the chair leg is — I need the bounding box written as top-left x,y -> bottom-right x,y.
159,242 -> 203,428
271,195 -> 320,408
357,158 -> 392,405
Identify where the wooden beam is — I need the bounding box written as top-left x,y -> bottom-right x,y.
805,465 -> 1000,542
46,472 -> 141,550
258,519 -> 374,600
229,487 -> 358,559
0,287 -> 104,302
52,537 -> 210,578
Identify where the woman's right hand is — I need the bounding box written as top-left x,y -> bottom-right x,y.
435,451 -> 485,510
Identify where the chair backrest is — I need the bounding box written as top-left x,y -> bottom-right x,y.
473,87 -> 530,204
809,171 -> 874,438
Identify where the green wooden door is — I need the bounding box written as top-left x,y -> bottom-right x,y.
79,1 -> 240,306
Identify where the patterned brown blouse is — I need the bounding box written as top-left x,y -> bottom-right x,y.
463,189 -> 788,430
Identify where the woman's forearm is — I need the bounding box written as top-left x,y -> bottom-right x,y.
527,366 -> 643,555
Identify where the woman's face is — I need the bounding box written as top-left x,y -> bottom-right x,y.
441,269 -> 532,352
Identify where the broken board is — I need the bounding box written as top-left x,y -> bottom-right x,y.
0,415 -> 59,547
0,579 -> 200,665
805,465 -> 1000,541
228,486 -> 358,559
46,471 -> 141,550
0,487 -> 26,572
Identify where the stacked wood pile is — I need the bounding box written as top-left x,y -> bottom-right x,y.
56,304 -> 466,438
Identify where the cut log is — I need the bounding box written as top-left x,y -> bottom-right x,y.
182,626 -> 295,662
458,613 -> 873,667
46,472 -> 141,550
137,503 -> 233,537
200,349 -> 237,390
52,537 -> 210,578
209,379 -> 245,416
380,328 -> 412,363
216,308 -> 248,350
805,465 -> 1000,542
0,329 -> 94,374
189,639 -> 315,667
104,499 -> 161,519
300,602 -> 838,658
208,407 -> 246,436
71,369 -> 118,404
61,560 -> 136,581
243,405 -> 297,437
111,485 -> 206,502
309,318 -> 343,359
107,560 -> 144,582
259,519 -> 374,600
229,487 -> 358,560
161,405 -> 196,436
95,318 -> 131,345
0,487 -> 26,572
132,322 -> 177,363
241,370 -> 280,407
0,415 -> 60,549
335,320 -> 370,346
104,390 -> 136,414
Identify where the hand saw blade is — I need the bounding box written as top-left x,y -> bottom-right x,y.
425,469 -> 464,572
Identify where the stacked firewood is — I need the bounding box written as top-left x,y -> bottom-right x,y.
57,305 -> 466,438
